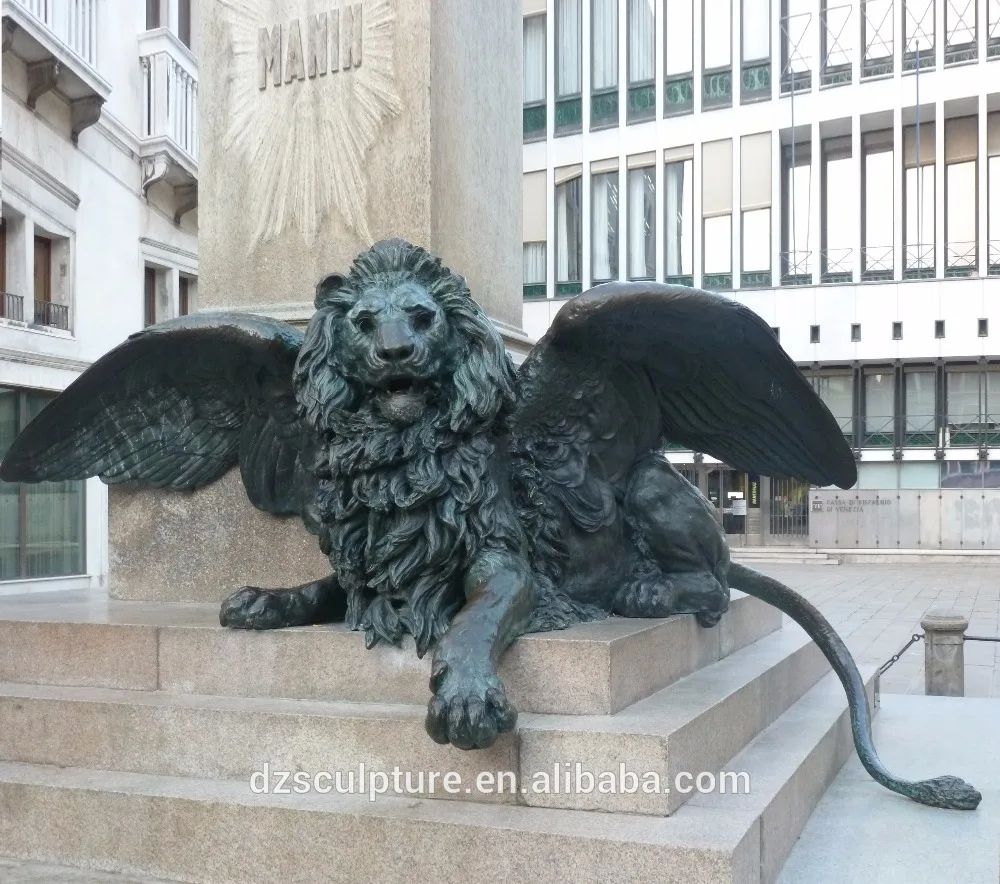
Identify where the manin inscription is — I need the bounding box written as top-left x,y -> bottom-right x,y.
258,8 -> 364,90
218,0 -> 401,252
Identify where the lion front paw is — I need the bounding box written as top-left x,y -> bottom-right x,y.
424,659 -> 517,750
220,586 -> 296,630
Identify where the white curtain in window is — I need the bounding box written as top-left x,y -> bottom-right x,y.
865,373 -> 894,428
905,372 -> 935,432
813,375 -> 853,430
628,0 -> 655,83
556,178 -> 581,281
522,242 -> 546,284
947,372 -> 982,424
557,0 -> 582,96
523,16 -> 546,103
742,0 -> 769,60
703,0 -> 731,68
591,173 -> 618,280
628,168 -> 655,278
664,162 -> 683,275
557,185 -> 570,280
592,0 -> 617,89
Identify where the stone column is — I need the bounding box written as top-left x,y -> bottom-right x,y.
108,0 -> 526,602
920,610 -> 969,697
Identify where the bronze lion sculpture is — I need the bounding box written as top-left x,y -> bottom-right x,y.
0,238 -> 979,810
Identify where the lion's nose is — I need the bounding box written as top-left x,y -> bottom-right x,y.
376,321 -> 415,361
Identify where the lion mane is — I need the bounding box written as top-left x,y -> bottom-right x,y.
291,240 -> 526,655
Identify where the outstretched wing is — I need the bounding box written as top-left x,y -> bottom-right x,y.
0,313 -> 314,517
514,282 -> 856,489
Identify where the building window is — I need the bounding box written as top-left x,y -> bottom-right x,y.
812,374 -> 853,434
627,163 -> 655,279
591,169 -> 619,283
742,0 -> 770,103
821,0 -> 853,86
664,156 -> 694,283
810,324 -> 821,343
179,276 -> 190,316
864,370 -> 895,445
665,0 -> 694,115
945,0 -> 977,63
627,0 -> 655,121
945,369 -> 999,443
703,0 -> 733,108
781,141 -> 812,284
893,320 -> 903,339
144,266 -> 157,327
781,0 -> 813,92
862,130 -> 894,279
981,318 -> 990,336
904,0 -> 935,70
555,172 -> 582,293
822,137 -> 854,282
523,243 -> 547,299
935,319 -> 946,337
145,0 -> 160,29
862,0 -> 894,77
32,234 -> 67,331
991,0 -> 1000,55
0,387 -> 86,580
905,369 -> 936,444
990,113 -> 1000,273
702,139 -> 733,288
851,323 -> 861,341
945,116 -> 978,275
740,132 -> 772,287
555,0 -> 583,133
178,0 -> 191,47
523,15 -> 547,140
591,0 -> 618,128
904,123 -> 936,278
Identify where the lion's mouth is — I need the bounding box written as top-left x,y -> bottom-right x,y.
382,377 -> 417,395
375,376 -> 428,424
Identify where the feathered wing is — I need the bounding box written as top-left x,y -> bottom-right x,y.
512,282 -> 857,498
0,313 -> 316,520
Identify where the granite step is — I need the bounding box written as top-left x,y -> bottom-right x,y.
0,588 -> 779,715
0,625 -> 825,815
0,669 -> 874,884
0,856 -> 176,883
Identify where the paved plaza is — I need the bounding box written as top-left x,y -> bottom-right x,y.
753,563 -> 1000,697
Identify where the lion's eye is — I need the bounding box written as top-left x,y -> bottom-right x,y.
353,314 -> 375,334
410,309 -> 434,332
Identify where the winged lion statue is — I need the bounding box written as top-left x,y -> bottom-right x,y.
0,238 -> 979,811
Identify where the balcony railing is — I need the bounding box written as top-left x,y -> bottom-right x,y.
781,250 -> 812,285
904,243 -> 935,279
863,415 -> 894,447
11,0 -> 97,66
141,46 -> 198,162
904,414 -> 936,447
861,245 -> 893,280
0,292 -> 24,322
988,240 -> 1000,275
821,247 -> 853,283
33,299 -> 69,330
945,240 -> 977,276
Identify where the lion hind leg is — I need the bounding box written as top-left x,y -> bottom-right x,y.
219,574 -> 345,630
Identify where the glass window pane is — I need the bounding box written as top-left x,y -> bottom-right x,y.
986,370 -> 1000,419
824,1 -> 854,67
864,0 -> 894,62
947,371 -> 982,424
946,0 -> 976,45
784,0 -> 813,72
742,208 -> 770,272
990,156 -> 1000,252
905,164 -> 935,268
523,16 -> 546,103
905,0 -> 935,51
523,243 -> 546,284
864,147 -> 894,270
824,151 -> 854,271
0,389 -> 18,581
555,177 -> 582,282
703,0 -> 732,68
784,155 -> 812,275
666,0 -> 694,74
591,172 -> 619,281
592,0 -> 618,89
813,375 -> 853,432
556,0 -> 582,96
665,159 -> 694,275
628,167 -> 655,279
743,0 -> 769,60
947,160 -> 976,266
905,371 -> 935,432
628,0 -> 655,83
865,371 -> 895,439
704,214 -> 732,273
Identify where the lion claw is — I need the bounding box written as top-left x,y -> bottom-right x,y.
425,667 -> 516,750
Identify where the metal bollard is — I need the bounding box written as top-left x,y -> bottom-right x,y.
920,610 -> 969,697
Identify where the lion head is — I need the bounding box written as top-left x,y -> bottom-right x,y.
291,239 -> 524,654
293,238 -> 518,441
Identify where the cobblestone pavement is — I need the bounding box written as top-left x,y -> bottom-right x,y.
751,564 -> 1000,697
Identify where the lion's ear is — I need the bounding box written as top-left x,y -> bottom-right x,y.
315,273 -> 346,309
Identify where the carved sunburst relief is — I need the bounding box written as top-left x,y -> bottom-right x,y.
218,0 -> 402,252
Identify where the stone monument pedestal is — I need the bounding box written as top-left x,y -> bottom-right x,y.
109,0 -> 526,601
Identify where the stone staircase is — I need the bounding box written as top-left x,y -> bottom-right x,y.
0,587 -> 873,884
731,548 -> 839,566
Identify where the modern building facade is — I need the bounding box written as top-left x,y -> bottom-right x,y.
0,0 -> 199,590
522,0 -> 1000,546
